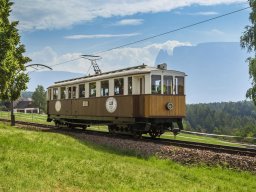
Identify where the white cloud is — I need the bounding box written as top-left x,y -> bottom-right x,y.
175,11 -> 219,16
28,40 -> 192,73
64,33 -> 140,39
210,29 -> 225,35
197,28 -> 225,36
189,11 -> 219,15
115,19 -> 144,26
29,47 -> 58,64
11,0 -> 244,31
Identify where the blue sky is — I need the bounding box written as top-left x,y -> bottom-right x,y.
10,0 -> 252,103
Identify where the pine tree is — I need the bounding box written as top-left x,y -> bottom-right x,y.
0,0 -> 31,125
241,0 -> 256,105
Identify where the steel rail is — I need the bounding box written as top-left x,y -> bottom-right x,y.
1,118 -> 255,157
142,137 -> 256,157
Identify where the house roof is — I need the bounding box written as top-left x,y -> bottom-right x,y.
15,101 -> 37,109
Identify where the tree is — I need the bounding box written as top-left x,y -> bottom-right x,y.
241,0 -> 256,105
32,85 -> 47,114
0,0 -> 31,125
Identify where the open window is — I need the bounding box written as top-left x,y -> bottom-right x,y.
60,87 -> 66,99
89,82 -> 96,97
79,84 -> 85,98
114,78 -> 124,95
68,87 -> 72,99
101,81 -> 109,96
151,75 -> 161,94
72,86 -> 77,99
128,77 -> 132,95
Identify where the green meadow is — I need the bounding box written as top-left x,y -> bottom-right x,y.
0,111 -> 249,147
0,111 -> 53,125
0,123 -> 255,191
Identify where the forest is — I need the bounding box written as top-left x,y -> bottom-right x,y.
185,101 -> 256,138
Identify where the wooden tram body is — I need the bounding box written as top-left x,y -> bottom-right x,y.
47,64 -> 186,137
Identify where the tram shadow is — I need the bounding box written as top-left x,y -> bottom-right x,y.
46,127 -> 156,159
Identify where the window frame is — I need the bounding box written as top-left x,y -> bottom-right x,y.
100,80 -> 109,97
89,82 -> 96,97
175,76 -> 184,95
79,84 -> 85,98
68,87 -> 72,99
48,89 -> 52,100
151,75 -> 162,94
128,76 -> 132,95
53,88 -> 59,100
163,75 -> 173,95
72,86 -> 77,99
60,87 -> 66,99
114,78 -> 124,96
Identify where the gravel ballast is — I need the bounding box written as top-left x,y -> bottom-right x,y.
66,131 -> 256,174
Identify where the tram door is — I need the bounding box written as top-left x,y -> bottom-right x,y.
133,76 -> 145,94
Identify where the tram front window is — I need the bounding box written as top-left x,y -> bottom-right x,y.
151,75 -> 161,94
163,76 -> 173,95
175,76 -> 184,95
53,88 -> 59,100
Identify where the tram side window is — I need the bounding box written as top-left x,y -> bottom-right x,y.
151,75 -> 161,94
53,88 -> 59,100
79,84 -> 85,98
175,77 -> 184,95
72,86 -> 77,99
68,87 -> 72,99
128,77 -> 132,95
101,81 -> 109,96
163,76 -> 173,95
114,78 -> 124,95
60,87 -> 66,99
89,82 -> 96,97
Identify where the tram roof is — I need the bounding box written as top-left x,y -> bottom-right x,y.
51,64 -> 185,87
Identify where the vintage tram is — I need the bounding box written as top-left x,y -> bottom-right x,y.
47,63 -> 186,138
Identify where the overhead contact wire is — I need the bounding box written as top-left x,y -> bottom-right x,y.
45,6 -> 250,68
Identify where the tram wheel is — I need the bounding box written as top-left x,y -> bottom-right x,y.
149,130 -> 161,138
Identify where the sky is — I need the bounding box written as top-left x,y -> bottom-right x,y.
10,0 -> 252,103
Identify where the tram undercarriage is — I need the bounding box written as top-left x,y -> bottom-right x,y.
49,116 -> 183,138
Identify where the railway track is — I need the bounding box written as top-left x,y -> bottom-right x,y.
144,137 -> 256,157
1,118 -> 256,157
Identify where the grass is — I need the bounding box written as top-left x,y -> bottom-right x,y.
0,111 -> 249,148
0,123 -> 256,191
0,111 -> 54,125
161,132 -> 245,147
